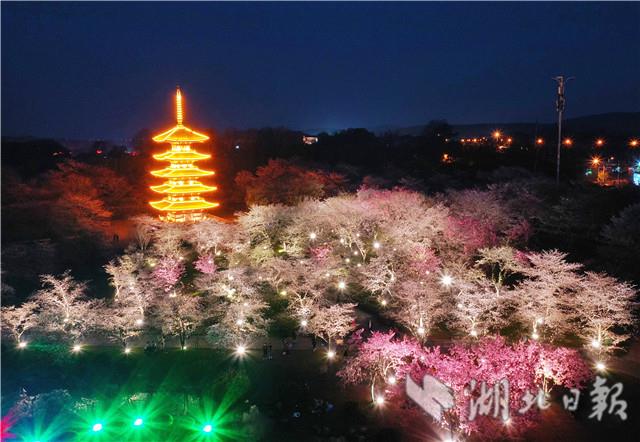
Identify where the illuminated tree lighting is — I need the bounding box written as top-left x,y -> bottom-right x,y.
300,319 -> 308,327
235,345 -> 246,355
373,241 -> 381,249
202,423 -> 213,433
337,281 -> 346,290
591,339 -> 601,349
133,418 -> 144,427
150,88 -> 219,223
92,423 -> 103,432
124,347 -> 131,354
595,361 -> 606,372
327,349 -> 336,359
595,138 -> 605,146
630,139 -> 639,147
536,138 -> 544,145
440,274 -> 453,287
563,138 -> 573,146
135,318 -> 144,326
72,344 -> 82,353
492,130 -> 501,139
374,395 -> 385,406
17,341 -> 27,349
309,232 -> 317,240
387,375 -> 397,385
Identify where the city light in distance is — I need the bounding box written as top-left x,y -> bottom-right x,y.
563,138 -> 573,146
630,139 -> 639,147
591,156 -> 601,166
595,138 -> 604,146
536,138 -> 544,145
493,130 -> 501,139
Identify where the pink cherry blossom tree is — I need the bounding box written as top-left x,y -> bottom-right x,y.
152,256 -> 185,292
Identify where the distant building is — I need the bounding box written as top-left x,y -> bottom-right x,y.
302,135 -> 319,145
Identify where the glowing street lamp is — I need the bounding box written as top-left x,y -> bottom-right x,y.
536,138 -> 544,145
595,138 -> 605,147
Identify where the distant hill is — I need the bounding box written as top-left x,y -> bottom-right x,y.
369,112 -> 640,137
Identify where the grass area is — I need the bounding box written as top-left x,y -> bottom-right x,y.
1,344 -> 389,441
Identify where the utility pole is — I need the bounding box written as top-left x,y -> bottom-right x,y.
553,76 -> 573,185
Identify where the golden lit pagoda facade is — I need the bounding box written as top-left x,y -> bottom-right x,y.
150,88 -> 219,222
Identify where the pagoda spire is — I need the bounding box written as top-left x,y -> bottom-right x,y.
176,86 -> 184,125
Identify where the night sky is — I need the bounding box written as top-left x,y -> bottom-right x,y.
2,2 -> 639,140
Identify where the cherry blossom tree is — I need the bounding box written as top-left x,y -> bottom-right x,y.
1,301 -> 40,345
306,303 -> 357,348
33,271 -> 101,343
475,246 -> 520,296
153,293 -> 205,349
573,271 -> 637,360
513,250 -> 582,342
338,330 -> 428,401
97,303 -> 142,349
152,256 -> 185,292
341,333 -> 591,440
194,254 -> 217,275
449,270 -> 513,338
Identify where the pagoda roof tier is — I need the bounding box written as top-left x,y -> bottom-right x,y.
150,199 -> 220,212
153,124 -> 210,143
153,151 -> 211,161
150,183 -> 218,194
151,167 -> 215,178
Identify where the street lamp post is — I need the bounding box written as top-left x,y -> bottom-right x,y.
553,76 -> 574,185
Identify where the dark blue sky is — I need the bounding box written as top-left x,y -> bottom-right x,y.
2,2 -> 639,140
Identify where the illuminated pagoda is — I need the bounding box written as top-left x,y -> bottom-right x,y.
150,88 -> 219,222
